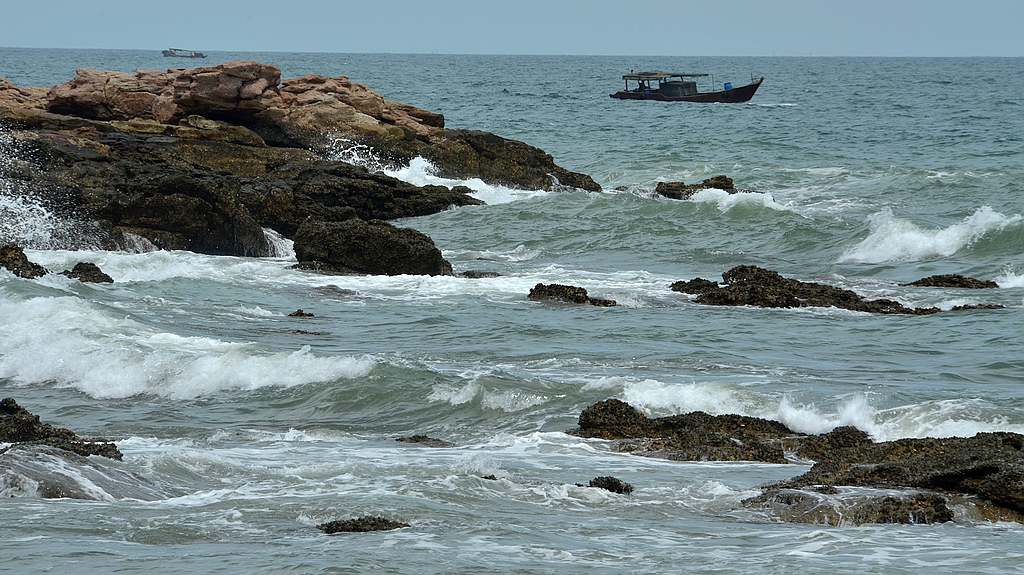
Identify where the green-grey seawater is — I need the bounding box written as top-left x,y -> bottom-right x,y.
1,49 -> 1023,574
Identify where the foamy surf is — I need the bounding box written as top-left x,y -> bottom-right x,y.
613,379 -> 1024,441
839,206 -> 1023,263
688,188 -> 797,214
0,293 -> 375,399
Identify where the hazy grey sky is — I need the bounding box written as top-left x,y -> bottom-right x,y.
3,0 -> 1022,56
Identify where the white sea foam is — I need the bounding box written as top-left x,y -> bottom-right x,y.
428,380 -> 547,412
688,188 -> 796,214
262,228 -> 295,259
386,157 -> 550,205
613,378 -> 1024,441
0,293 -> 375,399
994,267 -> 1024,288
839,206 -> 1022,263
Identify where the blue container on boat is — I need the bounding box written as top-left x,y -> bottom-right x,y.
724,82 -> 733,90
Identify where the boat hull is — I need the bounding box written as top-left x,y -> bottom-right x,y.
611,78 -> 763,103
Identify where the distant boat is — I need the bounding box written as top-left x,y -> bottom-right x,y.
162,48 -> 207,59
611,71 -> 763,103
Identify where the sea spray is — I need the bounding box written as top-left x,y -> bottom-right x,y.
839,206 -> 1023,263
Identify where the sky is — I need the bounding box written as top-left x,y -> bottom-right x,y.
3,0 -> 1022,56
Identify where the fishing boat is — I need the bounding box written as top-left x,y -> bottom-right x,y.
611,71 -> 763,103
162,48 -> 207,59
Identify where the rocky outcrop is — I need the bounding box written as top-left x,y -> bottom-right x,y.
23,61 -> 596,191
572,399 -> 1024,523
0,398 -> 121,459
61,262 -> 113,283
288,309 -> 314,317
294,219 -> 453,276
528,283 -> 617,307
656,175 -> 735,200
318,516 -> 410,534
902,274 -> 998,289
0,245 -> 48,279
672,266 -> 944,315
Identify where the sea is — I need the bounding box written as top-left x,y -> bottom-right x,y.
1,49 -> 1023,574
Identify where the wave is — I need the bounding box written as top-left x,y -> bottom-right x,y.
995,267 -> 1024,289
687,188 -> 797,214
839,206 -> 1023,263
614,379 -> 1024,441
325,138 -> 552,205
0,292 -> 375,399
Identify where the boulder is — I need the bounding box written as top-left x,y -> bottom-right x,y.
902,274 -> 998,289
0,245 -> 47,279
61,262 -> 113,283
585,476 -> 634,495
0,398 -> 121,459
318,516 -> 410,534
294,219 -> 452,276
528,283 -> 618,307
656,175 -> 735,200
674,265 -> 945,315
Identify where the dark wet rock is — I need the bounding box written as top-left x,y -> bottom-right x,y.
0,398 -> 121,459
669,277 -> 719,295
0,245 -> 48,279
460,270 -> 502,279
528,283 -> 618,307
294,219 -> 452,276
675,265 -> 941,315
289,329 -> 323,336
318,516 -> 409,534
395,435 -> 454,448
573,399 -> 795,463
60,262 -> 113,283
572,399 -> 1024,522
950,303 -> 1005,311
902,274 -> 998,289
311,285 -> 358,298
744,488 -> 954,525
0,444 -> 164,500
656,175 -> 735,200
586,476 -> 634,495
480,474 -> 498,481
288,309 -> 314,317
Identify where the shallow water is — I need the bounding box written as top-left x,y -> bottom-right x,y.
1,49 -> 1023,573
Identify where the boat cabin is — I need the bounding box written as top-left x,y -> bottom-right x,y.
622,72 -> 709,97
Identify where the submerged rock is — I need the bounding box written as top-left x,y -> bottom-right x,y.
744,488 -> 955,526
950,303 -> 1005,311
528,283 -> 618,307
656,175 -> 735,200
289,329 -> 323,336
288,309 -> 315,317
460,270 -> 502,279
294,219 -> 452,276
0,245 -> 48,279
0,398 -> 121,459
0,444 -> 164,501
395,435 -> 454,448
902,274 -> 998,289
318,516 -> 410,534
586,476 -> 634,495
480,474 -> 498,481
674,265 -> 944,315
61,262 -> 113,283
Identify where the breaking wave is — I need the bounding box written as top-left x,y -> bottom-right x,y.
0,292 -> 375,399
839,206 -> 1023,263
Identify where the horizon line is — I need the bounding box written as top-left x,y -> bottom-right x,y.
1,45 -> 1022,59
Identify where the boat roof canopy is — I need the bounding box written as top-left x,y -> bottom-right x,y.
622,71 -> 710,80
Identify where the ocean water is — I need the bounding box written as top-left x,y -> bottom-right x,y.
1,49 -> 1023,573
